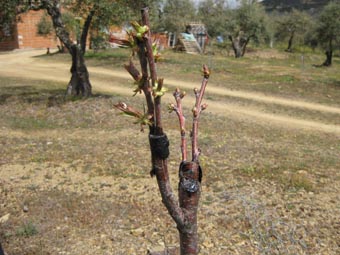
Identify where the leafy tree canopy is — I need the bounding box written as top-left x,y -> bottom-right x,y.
315,0 -> 340,49
274,9 -> 312,41
158,0 -> 197,33
197,0 -> 229,37
227,0 -> 269,44
0,0 -> 161,36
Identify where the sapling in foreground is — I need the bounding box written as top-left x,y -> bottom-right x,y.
114,8 -> 210,255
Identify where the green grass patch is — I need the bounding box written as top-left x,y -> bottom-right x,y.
16,221 -> 39,237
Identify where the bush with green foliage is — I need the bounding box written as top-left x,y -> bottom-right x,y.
37,13 -> 53,35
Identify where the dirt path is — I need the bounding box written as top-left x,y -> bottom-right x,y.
1,49 -> 339,135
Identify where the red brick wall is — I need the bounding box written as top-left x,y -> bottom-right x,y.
0,10 -> 59,51
16,10 -> 59,49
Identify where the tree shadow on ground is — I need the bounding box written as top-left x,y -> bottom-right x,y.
0,85 -> 112,107
0,85 -> 65,105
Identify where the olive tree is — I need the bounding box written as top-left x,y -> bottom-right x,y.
159,0 -> 197,33
314,0 -> 340,66
35,0 -> 129,97
197,0 -> 229,38
1,0 -> 139,96
225,0 -> 269,58
274,9 -> 312,52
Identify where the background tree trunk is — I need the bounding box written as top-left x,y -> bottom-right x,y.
229,35 -> 242,58
285,31 -> 295,52
322,39 -> 333,66
241,37 -> 251,57
322,50 -> 332,66
229,35 -> 251,58
0,242 -> 4,255
42,0 -> 92,96
66,45 -> 92,96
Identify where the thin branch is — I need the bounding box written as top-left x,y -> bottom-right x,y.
142,7 -> 157,87
41,0 -> 74,50
136,38 -> 154,123
154,77 -> 164,135
154,160 -> 185,227
170,88 -> 187,162
141,7 -> 163,134
80,8 -> 96,53
113,102 -> 152,131
26,1 -> 45,12
124,60 -> 142,82
191,65 -> 209,162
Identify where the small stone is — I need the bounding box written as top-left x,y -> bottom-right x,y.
100,182 -> 112,188
120,185 -> 128,190
0,213 -> 10,223
130,228 -> 144,237
202,239 -> 214,248
23,205 -> 29,212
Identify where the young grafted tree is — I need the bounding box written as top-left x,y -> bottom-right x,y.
114,8 -> 210,255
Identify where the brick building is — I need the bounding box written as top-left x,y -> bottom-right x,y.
0,10 -> 59,51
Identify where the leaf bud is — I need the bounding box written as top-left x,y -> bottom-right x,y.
201,103 -> 208,111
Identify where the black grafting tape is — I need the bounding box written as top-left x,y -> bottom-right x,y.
181,178 -> 199,193
149,134 -> 170,159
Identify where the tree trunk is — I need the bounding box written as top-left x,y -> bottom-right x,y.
322,39 -> 333,67
322,50 -> 332,66
66,45 -> 92,96
178,161 -> 201,254
241,36 -> 251,57
0,242 -> 4,255
149,142 -> 202,255
229,34 -> 252,58
285,31 -> 295,52
119,9 -> 209,255
229,35 -> 242,58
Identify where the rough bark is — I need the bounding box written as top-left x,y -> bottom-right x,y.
66,45 -> 92,96
229,35 -> 242,58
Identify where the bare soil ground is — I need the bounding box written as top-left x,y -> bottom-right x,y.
0,49 -> 339,255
